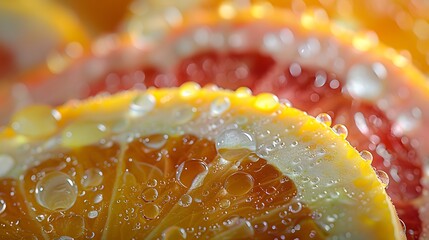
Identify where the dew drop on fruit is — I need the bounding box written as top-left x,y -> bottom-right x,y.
392,107 -> 422,136
129,92 -> 156,116
376,170 -> 390,187
141,188 -> 159,202
210,96 -> 231,116
216,129 -> 256,155
289,201 -> 303,214
332,124 -> 348,138
223,216 -> 254,237
178,194 -> 192,207
81,168 -> 103,190
142,134 -> 168,149
360,150 -> 373,163
162,226 -> 187,240
254,93 -> 279,111
88,210 -> 98,219
235,87 -> 252,97
176,160 -> 208,189
315,113 -> 332,127
225,172 -> 254,196
94,194 -> 103,204
35,171 -> 78,211
173,105 -> 196,125
61,121 -> 109,148
52,214 -> 85,238
180,82 -> 200,98
219,199 -> 231,209
0,154 -> 14,177
10,105 -> 60,138
0,198 -> 6,214
345,64 -> 385,101
142,203 -> 160,220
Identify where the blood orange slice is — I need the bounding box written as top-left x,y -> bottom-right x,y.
0,85 -> 404,239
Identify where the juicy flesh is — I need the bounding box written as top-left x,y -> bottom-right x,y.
87,51 -> 423,239
0,134 -> 325,239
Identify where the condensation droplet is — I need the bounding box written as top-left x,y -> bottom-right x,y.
176,160 -> 208,189
0,198 -> 6,214
219,199 -> 231,209
216,129 -> 256,154
94,194 -> 103,204
332,124 -> 348,138
62,121 -> 109,148
315,113 -> 332,127
162,226 -> 187,240
129,93 -> 156,116
0,154 -> 15,177
254,93 -> 279,111
210,97 -> 231,116
360,150 -> 373,163
235,87 -> 252,97
392,107 -> 422,136
10,105 -> 60,138
376,170 -> 390,187
141,188 -> 159,202
180,82 -> 200,98
289,201 -> 303,213
225,172 -> 254,196
142,203 -> 160,220
178,194 -> 192,207
142,134 -> 168,149
223,216 -> 254,237
35,171 -> 78,211
88,210 -> 98,219
81,168 -> 103,190
346,64 -> 385,101
173,105 -> 197,125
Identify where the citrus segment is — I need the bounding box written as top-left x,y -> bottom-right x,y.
0,87 -> 405,239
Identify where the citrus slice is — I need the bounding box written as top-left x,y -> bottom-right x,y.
0,85 -> 404,239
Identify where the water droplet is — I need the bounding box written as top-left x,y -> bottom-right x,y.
52,214 -> 85,238
58,236 -> 74,240
224,172 -> 254,196
178,194 -> 192,207
223,216 -> 254,237
142,203 -> 160,220
254,93 -> 279,111
62,121 -> 109,148
315,113 -> 332,127
376,170 -> 390,187
180,82 -> 200,98
141,188 -> 159,202
88,210 -> 98,219
235,87 -> 252,97
289,63 -> 302,77
216,129 -> 256,155
10,105 -> 60,138
210,97 -> 231,116
173,105 -> 197,125
0,198 -> 6,214
399,219 -> 406,233
81,168 -> 103,190
346,64 -> 385,101
219,199 -> 231,209
360,150 -> 373,163
94,194 -> 103,204
129,93 -> 156,116
332,124 -> 348,138
0,154 -> 15,177
289,202 -> 303,213
142,134 -> 168,149
147,179 -> 158,187
254,221 -> 268,233
176,160 -> 208,189
162,226 -> 187,240
392,107 -> 422,136
35,171 -> 78,211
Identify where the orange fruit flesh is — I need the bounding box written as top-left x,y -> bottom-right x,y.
0,87 -> 405,239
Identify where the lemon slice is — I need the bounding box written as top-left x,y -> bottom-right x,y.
0,84 -> 404,239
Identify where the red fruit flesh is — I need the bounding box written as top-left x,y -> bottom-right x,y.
172,51 -> 423,239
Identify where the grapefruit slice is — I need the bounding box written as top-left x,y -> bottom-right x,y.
0,85 -> 404,239
0,1 -> 428,239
